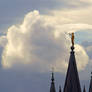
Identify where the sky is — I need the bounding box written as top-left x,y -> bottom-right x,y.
0,0 -> 92,92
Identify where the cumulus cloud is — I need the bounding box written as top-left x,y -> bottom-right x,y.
0,10 -> 90,73
65,0 -> 92,6
0,36 -> 7,47
81,41 -> 92,60
48,7 -> 92,25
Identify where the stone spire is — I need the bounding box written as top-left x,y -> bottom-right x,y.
89,72 -> 92,92
83,85 -> 86,92
63,33 -> 81,92
50,71 -> 56,92
59,85 -> 62,92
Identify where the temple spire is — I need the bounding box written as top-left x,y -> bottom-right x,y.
83,85 -> 86,92
50,70 -> 56,92
59,85 -> 62,92
89,72 -> 92,92
63,33 -> 81,92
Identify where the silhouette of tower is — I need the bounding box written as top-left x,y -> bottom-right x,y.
63,45 -> 81,92
83,85 -> 86,92
50,71 -> 56,92
59,85 -> 62,92
89,72 -> 92,92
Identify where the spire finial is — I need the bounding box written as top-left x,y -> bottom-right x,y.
51,67 -> 54,82
70,32 -> 75,51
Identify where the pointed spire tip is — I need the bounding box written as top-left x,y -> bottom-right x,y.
59,85 -> 62,92
51,70 -> 54,82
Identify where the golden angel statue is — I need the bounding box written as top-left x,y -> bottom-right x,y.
71,33 -> 74,46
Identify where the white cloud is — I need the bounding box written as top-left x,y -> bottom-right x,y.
80,0 -> 92,3
0,36 -> 7,47
63,0 -> 92,5
0,10 -> 90,73
75,45 -> 89,70
47,7 -> 92,25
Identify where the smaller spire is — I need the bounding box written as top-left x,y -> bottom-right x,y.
50,68 -> 56,92
59,85 -> 62,92
83,85 -> 86,92
89,72 -> 92,92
